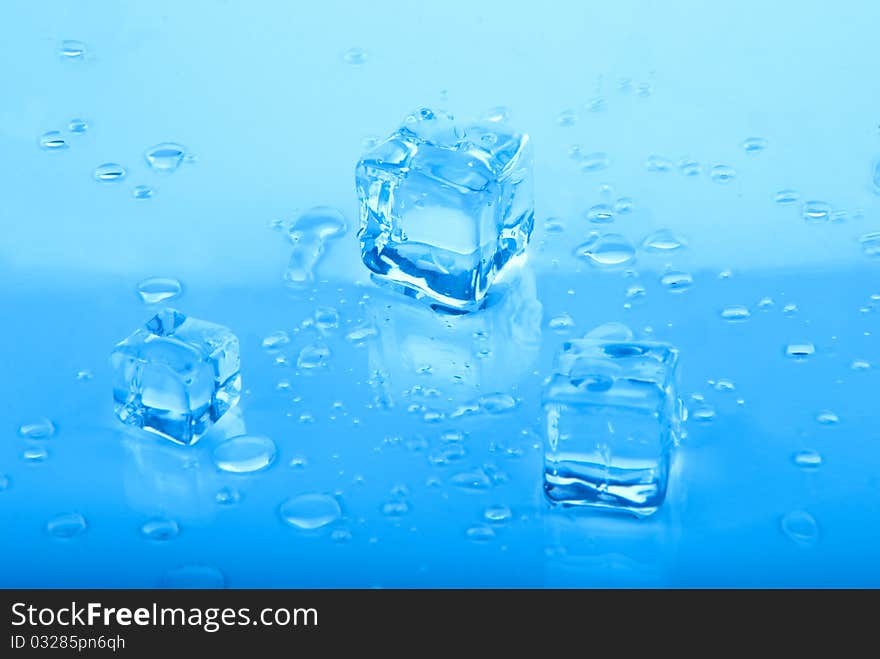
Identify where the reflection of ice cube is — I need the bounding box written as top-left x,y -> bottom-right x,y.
356,108 -> 534,310
365,267 -> 542,412
543,339 -> 681,516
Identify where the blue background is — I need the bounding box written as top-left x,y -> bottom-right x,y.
1,0 -> 878,587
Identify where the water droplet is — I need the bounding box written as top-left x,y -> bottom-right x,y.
780,510 -> 818,547
782,303 -> 798,315
297,344 -> 331,369
19,418 -> 56,439
59,40 -> 86,60
132,184 -> 154,200
548,313 -> 575,333
741,137 -> 768,154
136,277 -> 182,304
626,284 -> 646,299
345,324 -> 377,345
773,189 -> 800,204
215,486 -> 242,505
757,297 -> 775,311
851,359 -> 871,371
785,343 -> 815,359
144,143 -> 186,173
585,322 -> 634,341
545,217 -> 565,233
0,474 -> 10,492
141,517 -> 180,541
40,131 -> 68,150
213,435 -> 277,473
343,47 -> 367,65
873,159 -> 880,192
47,512 -> 87,539
23,446 -> 48,462
613,197 -> 633,214
160,565 -> 225,589
483,106 -> 510,123
381,500 -> 410,517
93,163 -> 126,183
478,393 -> 517,414
830,210 -> 848,223
644,155 -> 673,172
860,232 -> 880,258
280,494 -> 342,530
314,306 -> 339,330
580,152 -> 610,172
465,525 -> 496,541
678,158 -> 702,176
792,450 -> 822,470
586,203 -> 614,224
261,330 -> 290,350
816,410 -> 839,425
691,405 -> 716,423
642,229 -> 686,252
67,118 -> 88,134
575,233 -> 635,267
720,305 -> 751,322
484,504 -> 513,523
286,207 -> 348,286
451,470 -> 493,491
709,165 -> 736,183
660,271 -> 693,292
556,109 -> 577,127
802,200 -> 831,222
428,443 -> 466,465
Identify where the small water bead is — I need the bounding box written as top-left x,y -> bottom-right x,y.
19,418 -> 56,439
802,200 -> 831,222
860,232 -> 880,258
331,529 -> 353,543
548,313 -> 575,333
297,344 -> 331,369
144,143 -> 186,173
815,410 -> 839,425
741,137 -> 768,154
635,82 -> 652,97
132,184 -> 154,200
136,277 -> 182,304
720,305 -> 751,322
381,500 -> 410,517
67,118 -> 88,134
587,96 -> 607,112
660,271 -> 693,292
47,512 -> 87,539
59,40 -> 86,59
0,473 -> 9,492
478,393 -> 517,414
428,443 -> 467,465
215,486 -> 242,505
160,565 -> 225,589
585,322 -> 634,341
757,297 -> 775,311
613,197 -> 633,214
580,152 -> 610,172
678,158 -> 702,176
780,510 -> 819,547
261,330 -> 290,350
626,284 -> 646,299
782,303 -> 798,315
642,229 -> 686,252
873,159 -> 880,192
483,106 -> 510,123
465,525 -> 496,542
141,517 -> 180,541
709,165 -> 736,183
93,163 -> 126,183
785,343 -> 815,359
586,203 -> 614,224
792,449 -> 822,470
23,446 -> 49,462
213,435 -> 277,473
40,131 -> 68,150
774,189 -> 800,204
851,359 -> 871,371
314,306 -> 339,330
691,405 -> 717,423
555,109 -> 577,127
345,324 -> 377,345
483,504 -> 513,523
714,379 -> 735,392
451,470 -> 493,491
644,155 -> 673,172
343,47 -> 367,65
830,210 -> 848,223
575,234 -> 636,267
280,494 -> 342,530
544,217 -> 565,233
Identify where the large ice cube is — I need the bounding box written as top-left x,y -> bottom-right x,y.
543,339 -> 681,516
356,108 -> 534,310
110,309 -> 241,445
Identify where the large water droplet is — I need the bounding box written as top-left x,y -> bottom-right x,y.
93,163 -> 126,183
314,306 -> 339,330
851,359 -> 871,371
160,565 -> 225,589
213,435 -> 277,473
785,343 -> 815,359
59,40 -> 86,60
47,512 -> 87,539
40,131 -> 68,151
141,517 -> 180,541
792,449 -> 822,470
642,229 -> 686,252
741,137 -> 768,154
709,165 -> 736,183
137,277 -> 182,304
720,305 -> 751,322
280,494 -> 342,530
660,271 -> 693,292
297,344 -> 331,369
802,200 -> 831,222
145,143 -> 187,173
575,233 -> 635,267
19,418 -> 56,439
780,510 -> 818,547
343,47 -> 367,65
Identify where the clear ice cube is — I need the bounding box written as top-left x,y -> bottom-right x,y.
110,309 -> 241,445
543,339 -> 681,516
356,108 -> 534,310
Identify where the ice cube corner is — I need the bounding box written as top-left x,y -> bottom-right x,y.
543,339 -> 682,517
356,108 -> 534,310
110,309 -> 241,445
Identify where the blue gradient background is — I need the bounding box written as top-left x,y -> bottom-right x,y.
1,0 -> 878,587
